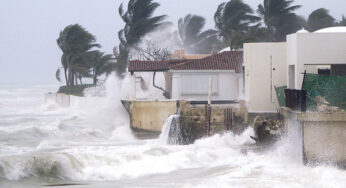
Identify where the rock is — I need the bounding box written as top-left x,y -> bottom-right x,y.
251,116 -> 281,145
316,96 -> 343,113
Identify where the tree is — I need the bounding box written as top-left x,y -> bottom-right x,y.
88,50 -> 113,85
131,40 -> 171,61
176,14 -> 218,54
117,0 -> 168,77
338,16 -> 346,26
307,8 -> 335,32
214,0 -> 260,49
257,0 -> 301,41
57,24 -> 100,86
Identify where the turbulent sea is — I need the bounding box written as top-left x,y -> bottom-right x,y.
0,79 -> 345,188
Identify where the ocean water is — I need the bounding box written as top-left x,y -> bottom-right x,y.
0,78 -> 345,188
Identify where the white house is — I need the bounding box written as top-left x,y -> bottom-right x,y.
170,51 -> 243,101
128,51 -> 244,102
244,26 -> 346,113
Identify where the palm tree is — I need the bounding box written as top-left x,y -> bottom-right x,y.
214,0 -> 260,49
176,14 -> 218,53
257,0 -> 301,41
307,8 -> 335,32
69,52 -> 93,85
88,50 -> 113,85
338,16 -> 346,26
117,0 -> 168,77
57,24 -> 100,86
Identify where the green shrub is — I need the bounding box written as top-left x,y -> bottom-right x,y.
57,84 -> 93,96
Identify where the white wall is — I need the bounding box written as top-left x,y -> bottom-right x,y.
133,72 -> 166,100
287,32 -> 346,89
171,70 -> 240,101
44,93 -> 70,107
244,43 -> 287,112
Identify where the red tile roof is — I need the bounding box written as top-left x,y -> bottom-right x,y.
128,59 -> 187,72
170,51 -> 243,73
128,51 -> 243,73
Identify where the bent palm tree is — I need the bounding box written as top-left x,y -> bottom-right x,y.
117,0 -> 168,77
57,24 -> 100,86
338,16 -> 346,26
176,14 -> 217,53
88,50 -> 113,85
307,8 -> 335,32
257,0 -> 301,41
214,0 -> 259,49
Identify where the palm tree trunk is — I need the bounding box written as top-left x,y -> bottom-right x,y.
74,73 -> 78,85
68,70 -> 74,86
66,54 -> 74,86
65,55 -> 71,86
63,68 -> 68,86
93,67 -> 97,85
79,76 -> 83,85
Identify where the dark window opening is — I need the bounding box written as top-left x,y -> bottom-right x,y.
318,69 -> 330,76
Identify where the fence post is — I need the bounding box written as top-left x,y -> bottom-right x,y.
224,108 -> 232,131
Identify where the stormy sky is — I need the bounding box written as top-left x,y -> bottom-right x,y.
0,0 -> 345,84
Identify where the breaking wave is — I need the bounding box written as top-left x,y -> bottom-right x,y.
0,77 -> 345,187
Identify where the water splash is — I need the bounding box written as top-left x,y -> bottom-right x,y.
1,82 -> 345,187
159,114 -> 181,144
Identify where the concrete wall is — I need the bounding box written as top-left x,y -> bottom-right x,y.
304,121 -> 345,165
244,43 -> 287,112
171,70 -> 240,101
44,93 -> 70,107
129,100 -> 178,132
281,108 -> 346,166
286,32 -> 346,89
44,93 -> 105,108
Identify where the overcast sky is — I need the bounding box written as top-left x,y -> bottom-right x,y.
0,0 -> 345,84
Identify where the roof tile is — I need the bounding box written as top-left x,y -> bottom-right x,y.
170,51 -> 243,73
128,51 -> 243,73
128,60 -> 187,72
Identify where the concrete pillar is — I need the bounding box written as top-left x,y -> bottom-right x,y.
129,73 -> 136,100
171,75 -> 179,99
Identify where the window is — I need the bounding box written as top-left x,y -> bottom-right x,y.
317,68 -> 330,76
180,73 -> 218,95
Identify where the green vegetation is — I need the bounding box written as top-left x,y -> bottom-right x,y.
56,24 -> 114,86
176,14 -> 218,54
117,0 -> 169,77
215,0 -> 260,49
257,0 -> 302,41
57,84 -> 93,96
307,8 -> 335,32
338,16 -> 346,26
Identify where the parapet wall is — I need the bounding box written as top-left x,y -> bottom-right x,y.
281,107 -> 346,167
122,100 -> 178,132
121,100 -> 249,140
44,93 -> 70,107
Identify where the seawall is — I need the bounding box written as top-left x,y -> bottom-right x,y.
281,107 -> 346,167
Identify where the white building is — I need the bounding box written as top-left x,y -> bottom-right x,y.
286,27 -> 346,89
244,26 -> 346,112
244,42 -> 287,112
170,51 -> 243,101
128,51 -> 244,102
